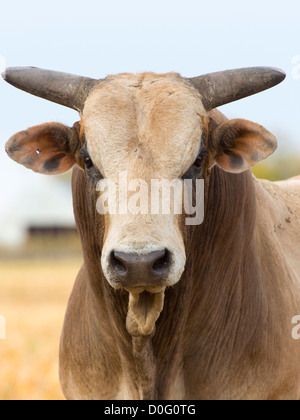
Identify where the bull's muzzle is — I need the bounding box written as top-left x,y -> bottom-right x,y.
109,249 -> 171,290
107,249 -> 172,336
102,243 -> 185,336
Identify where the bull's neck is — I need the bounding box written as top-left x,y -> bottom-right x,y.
193,165 -> 258,266
186,165 -> 261,320
151,167 -> 263,397
179,167 -> 269,396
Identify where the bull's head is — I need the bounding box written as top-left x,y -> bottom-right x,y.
3,67 -> 284,336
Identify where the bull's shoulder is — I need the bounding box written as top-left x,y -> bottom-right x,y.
255,175 -> 300,224
257,175 -> 300,208
254,175 -> 300,278
274,174 -> 300,190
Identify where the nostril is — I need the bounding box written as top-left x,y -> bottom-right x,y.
110,251 -> 127,276
152,249 -> 171,275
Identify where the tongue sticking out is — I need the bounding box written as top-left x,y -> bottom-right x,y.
126,289 -> 166,336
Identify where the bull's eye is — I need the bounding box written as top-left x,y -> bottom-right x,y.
84,156 -> 94,169
193,155 -> 203,168
193,143 -> 209,169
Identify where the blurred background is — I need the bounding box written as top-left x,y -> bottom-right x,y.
0,0 -> 300,400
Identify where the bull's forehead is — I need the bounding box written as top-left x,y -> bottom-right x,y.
82,73 -> 206,180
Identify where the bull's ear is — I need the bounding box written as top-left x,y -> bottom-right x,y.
212,119 -> 277,174
5,122 -> 80,175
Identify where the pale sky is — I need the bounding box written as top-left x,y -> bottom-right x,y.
1,0 -> 300,244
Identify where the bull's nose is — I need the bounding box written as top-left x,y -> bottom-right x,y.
110,249 -> 171,288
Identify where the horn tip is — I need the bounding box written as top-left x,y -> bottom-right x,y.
1,66 -> 38,83
270,67 -> 286,82
246,66 -> 286,85
1,68 -> 8,81
1,67 -> 22,83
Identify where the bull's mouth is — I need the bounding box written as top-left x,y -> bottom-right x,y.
126,287 -> 166,337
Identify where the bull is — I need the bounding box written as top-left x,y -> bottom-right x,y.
2,66 -> 300,400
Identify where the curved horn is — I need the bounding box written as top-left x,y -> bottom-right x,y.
1,67 -> 100,112
188,67 -> 286,111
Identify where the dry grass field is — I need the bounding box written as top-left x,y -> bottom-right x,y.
0,258 -> 82,400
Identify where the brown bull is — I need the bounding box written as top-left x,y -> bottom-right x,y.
3,66 -> 300,400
